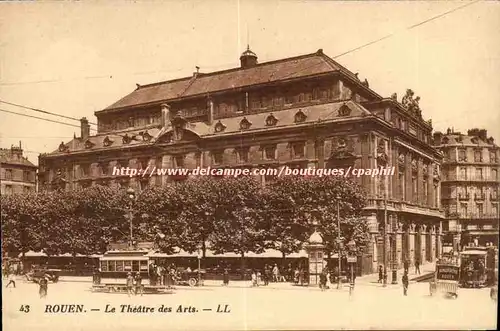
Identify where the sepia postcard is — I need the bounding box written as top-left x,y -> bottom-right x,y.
1,1 -> 499,330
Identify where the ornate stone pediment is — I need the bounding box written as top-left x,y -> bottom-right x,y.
265,114 -> 278,126
103,136 -> 114,147
140,131 -> 153,142
58,142 -> 69,153
84,140 -> 95,149
294,110 -> 307,123
122,134 -> 132,145
338,104 -> 351,117
239,117 -> 252,130
214,120 -> 226,133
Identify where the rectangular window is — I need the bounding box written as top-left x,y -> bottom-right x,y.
399,172 -> 406,200
474,150 -> 482,162
460,167 -> 467,180
81,164 -> 91,178
492,169 -> 498,180
264,145 -> 276,160
492,205 -> 498,217
115,261 -> 124,272
476,167 -> 483,180
423,180 -> 428,199
100,162 -> 109,176
132,260 -> 140,271
458,149 -> 467,162
292,142 -> 305,159
212,151 -> 224,165
476,203 -> 483,217
23,171 -> 30,182
101,261 -> 108,272
490,151 -> 498,163
412,176 -> 417,195
124,261 -> 132,271
460,203 -> 468,216
5,169 -> 12,180
174,155 -> 185,168
237,148 -> 249,164
108,261 -> 116,272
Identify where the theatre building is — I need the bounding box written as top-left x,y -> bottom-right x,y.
433,128 -> 500,248
38,47 -> 444,273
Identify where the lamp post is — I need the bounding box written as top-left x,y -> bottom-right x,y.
337,196 -> 342,290
126,187 -> 136,249
197,249 -> 202,287
383,190 -> 388,287
347,239 -> 357,296
391,217 -> 398,284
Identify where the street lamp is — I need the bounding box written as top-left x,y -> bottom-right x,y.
337,195 -> 342,290
126,187 -> 136,249
347,239 -> 357,295
197,249 -> 202,287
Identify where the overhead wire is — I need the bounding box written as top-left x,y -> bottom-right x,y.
0,99 -> 98,126
0,108 -> 97,131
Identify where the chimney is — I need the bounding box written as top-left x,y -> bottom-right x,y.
207,98 -> 214,125
80,117 -> 90,139
161,104 -> 171,129
240,45 -> 258,68
479,129 -> 487,141
433,132 -> 443,145
446,128 -> 451,134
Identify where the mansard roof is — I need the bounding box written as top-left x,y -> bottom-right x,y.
100,49 -> 382,113
0,148 -> 37,168
45,101 -> 371,156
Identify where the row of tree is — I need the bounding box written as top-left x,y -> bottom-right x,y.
1,176 -> 370,259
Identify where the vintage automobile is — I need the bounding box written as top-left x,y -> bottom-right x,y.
429,262 -> 460,299
25,267 -> 61,283
173,268 -> 206,287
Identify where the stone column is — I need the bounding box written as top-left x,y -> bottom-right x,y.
161,154 -> 171,186
366,213 -> 379,273
430,225 -> 436,263
396,220 -> 403,268
409,223 -> 416,266
420,225 -> 427,263
437,221 -> 443,259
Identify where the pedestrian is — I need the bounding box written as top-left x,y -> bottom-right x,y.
134,272 -> 143,296
251,270 -> 257,287
378,265 -> 383,283
265,265 -> 272,286
319,271 -> 327,291
272,264 -> 279,282
222,268 -> 229,286
5,273 -> 16,288
126,272 -> 134,297
294,268 -> 299,285
415,258 -> 421,275
402,271 -> 409,296
403,259 -> 409,274
256,270 -> 262,286
39,275 -> 48,298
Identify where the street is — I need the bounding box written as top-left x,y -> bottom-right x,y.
2,278 -> 497,330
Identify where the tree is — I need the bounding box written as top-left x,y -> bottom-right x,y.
263,176 -> 314,259
207,176 -> 270,278
135,184 -> 185,253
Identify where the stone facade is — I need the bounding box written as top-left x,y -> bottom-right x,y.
433,128 -> 500,248
0,143 -> 37,195
38,48 -> 444,273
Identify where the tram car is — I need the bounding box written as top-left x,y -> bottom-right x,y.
460,249 -> 489,288
429,261 -> 460,299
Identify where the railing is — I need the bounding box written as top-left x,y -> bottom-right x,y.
456,213 -> 499,219
458,193 -> 470,200
443,174 -> 498,182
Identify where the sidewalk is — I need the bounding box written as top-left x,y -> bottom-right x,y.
356,262 -> 436,285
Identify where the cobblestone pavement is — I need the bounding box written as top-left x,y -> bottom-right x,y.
2,275 -> 497,331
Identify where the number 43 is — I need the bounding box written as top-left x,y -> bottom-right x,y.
19,305 -> 30,313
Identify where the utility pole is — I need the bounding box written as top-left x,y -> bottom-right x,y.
337,197 -> 342,290
383,180 -> 388,287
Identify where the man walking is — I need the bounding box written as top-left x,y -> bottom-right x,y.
402,271 -> 409,296
134,272 -> 143,296
5,273 -> 16,288
415,257 -> 421,275
378,265 -> 383,283
403,258 -> 409,274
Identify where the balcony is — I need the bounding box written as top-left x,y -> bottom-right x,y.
474,193 -> 486,201
457,213 -> 499,220
458,193 -> 470,201
442,174 -> 498,183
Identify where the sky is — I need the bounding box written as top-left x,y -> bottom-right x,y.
1,0 -> 499,165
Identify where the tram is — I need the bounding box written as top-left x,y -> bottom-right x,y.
459,246 -> 497,288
